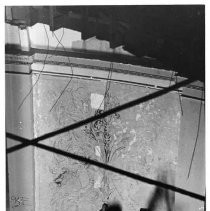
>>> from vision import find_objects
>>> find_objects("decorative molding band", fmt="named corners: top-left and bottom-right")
top-left (5, 52), bottom-right (204, 100)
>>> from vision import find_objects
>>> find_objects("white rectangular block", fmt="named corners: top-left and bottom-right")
top-left (90, 93), bottom-right (104, 110)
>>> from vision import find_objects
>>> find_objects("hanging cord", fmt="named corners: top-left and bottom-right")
top-left (168, 71), bottom-right (174, 87)
top-left (168, 71), bottom-right (183, 115)
top-left (48, 27), bottom-right (65, 59)
top-left (104, 62), bottom-right (113, 108)
top-left (18, 24), bottom-right (50, 111)
top-left (49, 29), bottom-right (74, 112)
top-left (96, 61), bottom-right (114, 112)
top-left (175, 74), bottom-right (183, 116)
top-left (187, 89), bottom-right (204, 179)
top-left (96, 11), bottom-right (114, 112)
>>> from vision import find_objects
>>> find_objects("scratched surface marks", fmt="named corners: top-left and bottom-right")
top-left (33, 74), bottom-right (181, 211)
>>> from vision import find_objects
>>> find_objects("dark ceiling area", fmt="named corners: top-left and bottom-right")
top-left (6, 5), bottom-right (205, 82)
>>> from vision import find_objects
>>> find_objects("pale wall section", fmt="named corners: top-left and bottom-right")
top-left (33, 73), bottom-right (181, 211)
top-left (175, 97), bottom-right (205, 211)
top-left (28, 24), bottom-right (81, 50)
top-left (6, 72), bottom-right (35, 211)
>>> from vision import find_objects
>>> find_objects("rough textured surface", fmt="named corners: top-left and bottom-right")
top-left (33, 74), bottom-right (181, 211)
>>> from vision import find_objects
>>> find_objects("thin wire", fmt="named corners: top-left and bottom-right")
top-left (105, 62), bottom-right (113, 111)
top-left (106, 62), bottom-right (113, 93)
top-left (175, 74), bottom-right (183, 116)
top-left (18, 24), bottom-right (50, 111)
top-left (97, 60), bottom-right (114, 111)
top-left (169, 71), bottom-right (174, 87)
top-left (48, 28), bottom-right (65, 59)
top-left (49, 29), bottom-right (74, 112)
top-left (169, 71), bottom-right (183, 116)
top-left (187, 89), bottom-right (204, 179)
top-left (96, 7), bottom-right (115, 111)
top-left (49, 79), bottom-right (72, 112)
top-left (100, 62), bottom-right (112, 110)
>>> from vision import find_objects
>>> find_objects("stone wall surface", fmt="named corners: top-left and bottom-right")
top-left (33, 74), bottom-right (181, 211)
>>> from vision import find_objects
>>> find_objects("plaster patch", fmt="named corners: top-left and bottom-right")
top-left (122, 127), bottom-right (127, 133)
top-left (136, 113), bottom-right (141, 121)
top-left (95, 146), bottom-right (101, 157)
top-left (147, 148), bottom-right (153, 155)
top-left (34, 76), bottom-right (180, 211)
top-left (90, 93), bottom-right (104, 110)
top-left (128, 129), bottom-right (137, 151)
top-left (94, 173), bottom-right (103, 188)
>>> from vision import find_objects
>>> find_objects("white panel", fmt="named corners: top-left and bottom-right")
top-left (19, 28), bottom-right (30, 51)
top-left (5, 23), bottom-right (21, 46)
top-left (91, 93), bottom-right (104, 110)
top-left (28, 23), bottom-right (81, 49)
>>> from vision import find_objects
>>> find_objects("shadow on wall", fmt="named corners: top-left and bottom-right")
top-left (145, 171), bottom-right (174, 211)
top-left (100, 203), bottom-right (122, 211)
top-left (99, 170), bottom-right (174, 211)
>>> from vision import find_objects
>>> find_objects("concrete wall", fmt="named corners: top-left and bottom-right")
top-left (5, 63), bottom-right (205, 211)
top-left (5, 22), bottom-right (205, 211)
top-left (6, 69), bottom-right (35, 211)
top-left (175, 96), bottom-right (205, 211)
top-left (33, 73), bottom-right (181, 211)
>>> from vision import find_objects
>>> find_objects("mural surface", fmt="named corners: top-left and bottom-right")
top-left (33, 74), bottom-right (181, 211)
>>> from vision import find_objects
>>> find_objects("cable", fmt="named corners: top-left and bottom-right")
top-left (168, 71), bottom-right (183, 115)
top-left (187, 89), bottom-right (204, 179)
top-left (96, 6), bottom-right (115, 110)
top-left (100, 62), bottom-right (112, 110)
top-left (18, 24), bottom-right (50, 110)
top-left (106, 62), bottom-right (113, 94)
top-left (48, 27), bottom-right (65, 59)
top-left (175, 74), bottom-right (183, 116)
top-left (49, 79), bottom-right (72, 112)
top-left (49, 29), bottom-right (74, 112)
top-left (97, 61), bottom-right (114, 111)
top-left (169, 71), bottom-right (174, 87)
